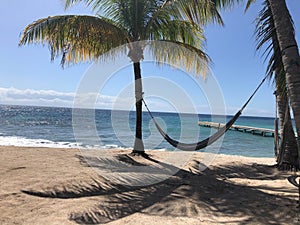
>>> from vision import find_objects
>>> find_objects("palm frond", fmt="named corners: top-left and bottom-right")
top-left (254, 1), bottom-right (278, 79)
top-left (64, 0), bottom-right (104, 12)
top-left (215, 0), bottom-right (244, 8)
top-left (245, 0), bottom-right (256, 12)
top-left (148, 20), bottom-right (205, 46)
top-left (145, 18), bottom-right (209, 76)
top-left (148, 40), bottom-right (211, 77)
top-left (98, 0), bottom-right (163, 39)
top-left (152, 0), bottom-right (223, 26)
top-left (19, 15), bottom-right (129, 66)
top-left (254, 0), bottom-right (290, 95)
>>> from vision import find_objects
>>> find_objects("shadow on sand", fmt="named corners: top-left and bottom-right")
top-left (22, 153), bottom-right (299, 224)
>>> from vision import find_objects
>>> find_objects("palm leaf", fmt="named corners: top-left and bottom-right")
top-left (254, 1), bottom-right (278, 81)
top-left (213, 0), bottom-right (245, 9)
top-left (245, 0), bottom-right (256, 12)
top-left (254, 1), bottom-right (276, 75)
top-left (148, 40), bottom-right (211, 77)
top-left (19, 15), bottom-right (129, 66)
top-left (144, 18), bottom-right (209, 75)
top-left (254, 0), bottom-right (295, 95)
top-left (156, 0), bottom-right (224, 26)
top-left (149, 19), bottom-right (203, 42)
top-left (64, 0), bottom-right (104, 12)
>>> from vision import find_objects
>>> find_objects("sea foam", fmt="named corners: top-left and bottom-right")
top-left (0, 136), bottom-right (81, 149)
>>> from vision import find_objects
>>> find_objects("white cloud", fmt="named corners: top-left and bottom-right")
top-left (0, 87), bottom-right (73, 107)
top-left (0, 87), bottom-right (117, 109)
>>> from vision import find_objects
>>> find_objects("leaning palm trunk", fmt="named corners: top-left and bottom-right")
top-left (251, 0), bottom-right (299, 169)
top-left (268, 0), bottom-right (300, 210)
top-left (276, 89), bottom-right (299, 170)
top-left (267, 0), bottom-right (300, 162)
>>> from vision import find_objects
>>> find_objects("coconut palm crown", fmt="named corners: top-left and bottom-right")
top-left (19, 0), bottom-right (226, 69)
top-left (19, 0), bottom-right (227, 154)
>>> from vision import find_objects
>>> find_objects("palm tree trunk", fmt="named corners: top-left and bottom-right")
top-left (267, 0), bottom-right (300, 209)
top-left (132, 62), bottom-right (145, 154)
top-left (268, 0), bottom-right (300, 161)
top-left (276, 90), bottom-right (299, 169)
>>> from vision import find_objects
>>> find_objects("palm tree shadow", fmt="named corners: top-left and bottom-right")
top-left (21, 154), bottom-right (298, 224)
top-left (21, 154), bottom-right (165, 199)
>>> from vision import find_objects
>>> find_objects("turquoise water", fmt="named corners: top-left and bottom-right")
top-left (0, 105), bottom-right (276, 157)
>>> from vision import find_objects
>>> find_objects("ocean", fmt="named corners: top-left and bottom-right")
top-left (0, 105), bottom-right (276, 158)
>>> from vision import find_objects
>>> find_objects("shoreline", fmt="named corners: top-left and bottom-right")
top-left (0, 146), bottom-right (298, 224)
top-left (0, 143), bottom-right (276, 158)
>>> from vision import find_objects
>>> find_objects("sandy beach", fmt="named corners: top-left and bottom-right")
top-left (0, 146), bottom-right (299, 225)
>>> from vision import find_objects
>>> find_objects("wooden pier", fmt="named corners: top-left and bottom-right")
top-left (198, 121), bottom-right (275, 137)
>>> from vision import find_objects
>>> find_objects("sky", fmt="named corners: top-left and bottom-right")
top-left (0, 0), bottom-right (299, 117)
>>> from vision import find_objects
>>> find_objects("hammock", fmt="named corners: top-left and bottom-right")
top-left (143, 75), bottom-right (268, 151)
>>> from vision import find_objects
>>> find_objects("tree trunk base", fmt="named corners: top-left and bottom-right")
top-left (276, 162), bottom-right (299, 172)
top-left (130, 150), bottom-right (148, 157)
top-left (129, 150), bottom-right (159, 163)
top-left (133, 137), bottom-right (144, 151)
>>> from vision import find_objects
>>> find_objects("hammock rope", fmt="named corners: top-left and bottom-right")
top-left (142, 75), bottom-right (269, 151)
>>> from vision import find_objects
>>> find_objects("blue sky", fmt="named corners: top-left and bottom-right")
top-left (0, 0), bottom-right (299, 117)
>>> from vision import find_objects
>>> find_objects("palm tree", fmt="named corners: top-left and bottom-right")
top-left (249, 0), bottom-right (300, 209)
top-left (253, 0), bottom-right (298, 169)
top-left (19, 0), bottom-right (224, 155)
top-left (265, 0), bottom-right (300, 167)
